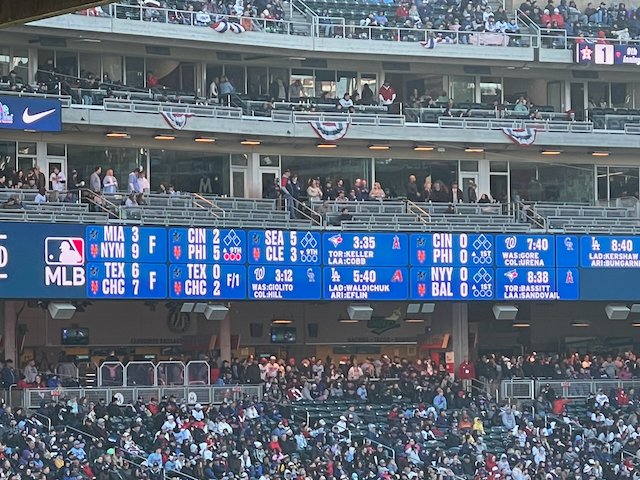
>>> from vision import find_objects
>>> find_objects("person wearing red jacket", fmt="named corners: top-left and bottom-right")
top-left (459, 359), bottom-right (476, 392)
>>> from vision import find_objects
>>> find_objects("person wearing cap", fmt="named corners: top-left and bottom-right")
top-left (68, 440), bottom-right (86, 461)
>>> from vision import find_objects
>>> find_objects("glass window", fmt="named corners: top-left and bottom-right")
top-left (206, 64), bottom-right (223, 94)
top-left (180, 63), bottom-right (195, 93)
top-left (231, 154), bottom-right (249, 167)
top-left (588, 81), bottom-right (610, 108)
top-left (12, 49), bottom-right (28, 82)
top-left (0, 48), bottom-right (10, 77)
top-left (597, 166), bottom-right (608, 201)
top-left (247, 67), bottom-right (268, 98)
top-left (125, 57), bottom-right (145, 89)
top-left (224, 65), bottom-right (245, 94)
top-left (102, 55), bottom-right (123, 84)
top-left (511, 163), bottom-right (594, 203)
top-left (480, 76), bottom-right (502, 105)
top-left (490, 175), bottom-right (508, 203)
top-left (537, 164), bottom-right (594, 203)
top-left (18, 142), bottom-right (37, 156)
top-left (609, 167), bottom-right (639, 199)
top-left (79, 53), bottom-right (101, 81)
top-left (56, 51), bottom-right (78, 78)
top-left (336, 71), bottom-right (356, 98)
top-left (67, 145), bottom-right (147, 191)
top-left (360, 74), bottom-right (377, 100)
top-left (0, 141), bottom-right (17, 176)
top-left (47, 143), bottom-right (66, 157)
top-left (146, 59), bottom-right (180, 90)
top-left (460, 160), bottom-right (478, 172)
top-left (150, 150), bottom-right (229, 195)
top-left (260, 155), bottom-right (280, 167)
top-left (450, 75), bottom-right (475, 103)
top-left (374, 158), bottom-right (457, 199)
top-left (290, 69), bottom-right (314, 98)
top-left (490, 161), bottom-right (508, 172)
top-left (314, 70), bottom-right (337, 99)
top-left (281, 156), bottom-right (370, 198)
top-left (611, 83), bottom-right (629, 108)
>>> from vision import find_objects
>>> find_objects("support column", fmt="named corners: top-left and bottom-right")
top-left (3, 301), bottom-right (17, 364)
top-left (219, 311), bottom-right (232, 364)
top-left (451, 302), bottom-right (469, 370)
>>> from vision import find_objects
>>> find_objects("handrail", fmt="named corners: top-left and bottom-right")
top-left (516, 201), bottom-right (546, 229)
top-left (292, 197), bottom-right (322, 226)
top-left (367, 437), bottom-right (396, 461)
top-left (406, 200), bottom-right (432, 222)
top-left (192, 193), bottom-right (225, 218)
top-left (78, 188), bottom-right (122, 217)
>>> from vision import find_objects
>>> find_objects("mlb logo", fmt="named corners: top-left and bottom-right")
top-left (45, 237), bottom-right (85, 266)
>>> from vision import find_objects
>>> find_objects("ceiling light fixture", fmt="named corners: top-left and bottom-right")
top-left (465, 146), bottom-right (484, 153)
top-left (413, 145), bottom-right (434, 151)
top-left (570, 320), bottom-right (591, 327)
top-left (194, 136), bottom-right (216, 143)
top-left (154, 134), bottom-right (176, 140)
top-left (369, 144), bottom-right (390, 150)
top-left (271, 318), bottom-right (293, 324)
top-left (240, 139), bottom-right (261, 145)
top-left (404, 318), bottom-right (425, 323)
top-left (591, 151), bottom-right (610, 157)
top-left (106, 131), bottom-right (130, 138)
top-left (541, 149), bottom-right (561, 155)
top-left (317, 143), bottom-right (337, 148)
top-left (512, 322), bottom-right (531, 328)
top-left (338, 318), bottom-right (360, 323)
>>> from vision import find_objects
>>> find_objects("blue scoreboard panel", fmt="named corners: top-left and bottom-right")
top-left (248, 265), bottom-right (322, 300)
top-left (3, 222), bottom-right (640, 301)
top-left (410, 267), bottom-right (494, 300)
top-left (168, 228), bottom-right (246, 263)
top-left (87, 262), bottom-right (167, 298)
top-left (169, 264), bottom-right (246, 299)
top-left (323, 233), bottom-right (408, 266)
top-left (580, 236), bottom-right (640, 268)
top-left (410, 233), bottom-right (493, 266)
top-left (324, 267), bottom-right (409, 300)
top-left (86, 226), bottom-right (167, 262)
top-left (248, 230), bottom-right (321, 265)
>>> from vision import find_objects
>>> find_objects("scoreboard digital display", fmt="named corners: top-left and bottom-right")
top-left (169, 263), bottom-right (246, 299)
top-left (324, 267), bottom-right (408, 300)
top-left (1, 222), bottom-right (638, 301)
top-left (248, 230), bottom-right (321, 265)
top-left (248, 265), bottom-right (321, 300)
top-left (410, 233), bottom-right (493, 266)
top-left (87, 262), bottom-right (167, 298)
top-left (323, 233), bottom-right (408, 266)
top-left (168, 228), bottom-right (246, 263)
top-left (576, 42), bottom-right (640, 66)
top-left (86, 226), bottom-right (166, 262)
top-left (410, 266), bottom-right (493, 300)
top-left (580, 236), bottom-right (640, 268)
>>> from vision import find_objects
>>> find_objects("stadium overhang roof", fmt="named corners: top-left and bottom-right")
top-left (0, 0), bottom-right (109, 28)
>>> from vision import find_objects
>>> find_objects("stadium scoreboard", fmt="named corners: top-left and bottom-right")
top-left (0, 223), bottom-right (639, 301)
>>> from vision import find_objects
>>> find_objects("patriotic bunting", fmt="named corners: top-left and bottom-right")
top-left (210, 21), bottom-right (246, 33)
top-left (309, 121), bottom-right (350, 142)
top-left (160, 111), bottom-right (193, 130)
top-left (502, 127), bottom-right (536, 146)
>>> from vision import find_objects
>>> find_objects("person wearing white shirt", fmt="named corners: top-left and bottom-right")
top-left (338, 93), bottom-right (354, 110)
top-left (102, 168), bottom-right (118, 194)
top-left (138, 172), bottom-right (150, 194)
top-left (35, 188), bottom-right (47, 203)
top-left (50, 167), bottom-right (66, 192)
top-left (595, 390), bottom-right (609, 407)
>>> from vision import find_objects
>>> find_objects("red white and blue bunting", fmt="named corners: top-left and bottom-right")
top-left (309, 121), bottom-right (350, 142)
top-left (502, 127), bottom-right (536, 146)
top-left (160, 111), bottom-right (193, 130)
top-left (210, 21), bottom-right (246, 33)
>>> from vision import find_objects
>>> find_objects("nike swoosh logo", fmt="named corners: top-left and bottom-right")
top-left (22, 108), bottom-right (56, 124)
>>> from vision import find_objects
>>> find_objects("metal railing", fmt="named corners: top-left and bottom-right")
top-left (22, 384), bottom-right (263, 409)
top-left (501, 378), bottom-right (640, 400)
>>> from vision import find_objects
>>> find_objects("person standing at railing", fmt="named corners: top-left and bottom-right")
top-left (102, 168), bottom-right (118, 194)
top-left (50, 167), bottom-right (66, 194)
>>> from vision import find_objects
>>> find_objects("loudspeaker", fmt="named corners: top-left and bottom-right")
top-left (203, 304), bottom-right (229, 321)
top-left (307, 323), bottom-right (319, 338)
top-left (605, 305), bottom-right (630, 320)
top-left (347, 305), bottom-right (373, 321)
top-left (48, 303), bottom-right (76, 320)
top-left (249, 323), bottom-right (263, 338)
top-left (492, 305), bottom-right (518, 321)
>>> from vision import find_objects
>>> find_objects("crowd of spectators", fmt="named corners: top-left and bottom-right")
top-left (520, 0), bottom-right (640, 42)
top-left (4, 351), bottom-right (640, 480)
